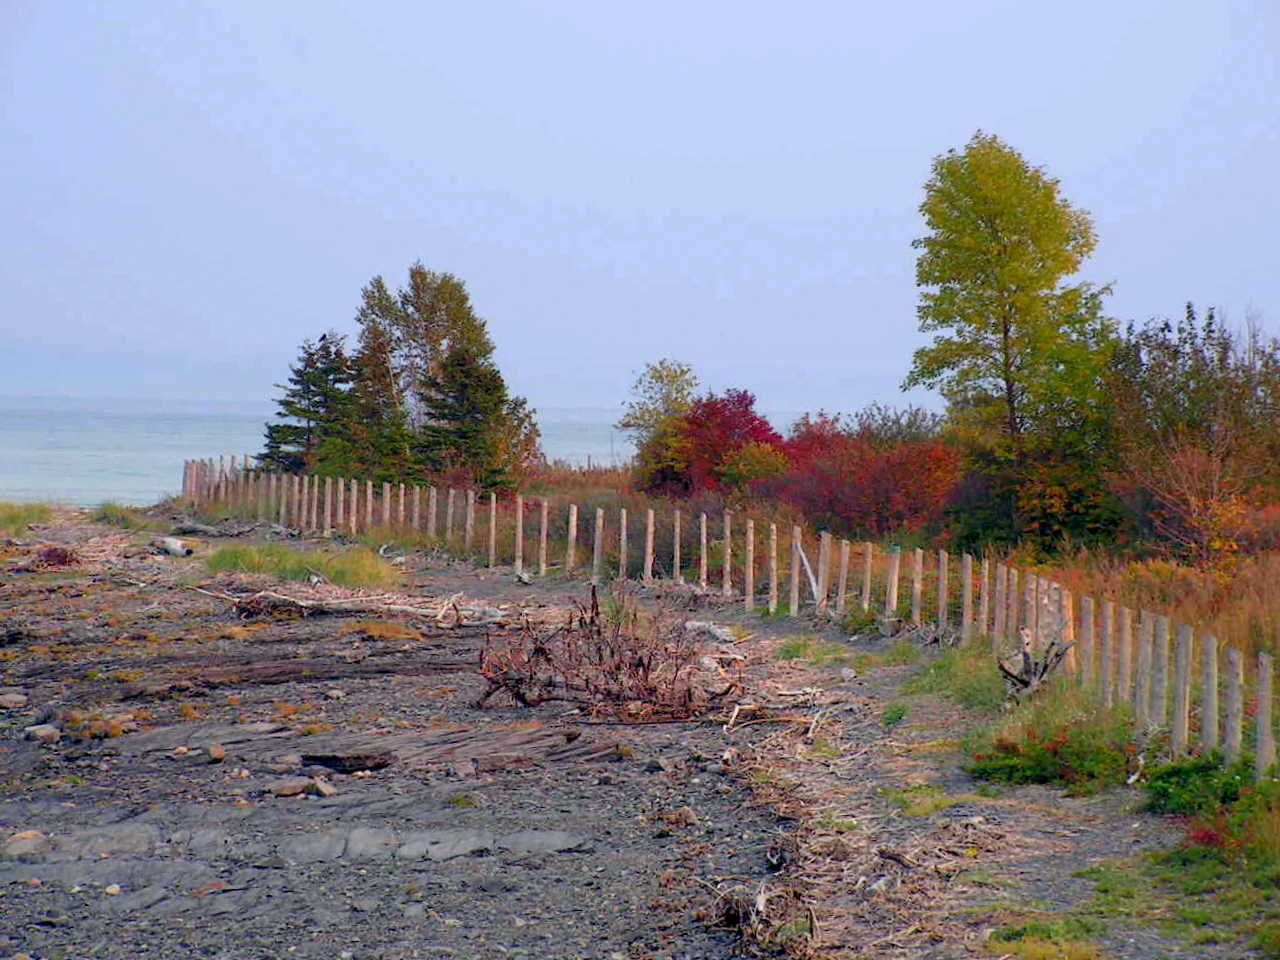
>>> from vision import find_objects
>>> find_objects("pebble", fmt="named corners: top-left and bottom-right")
top-left (308, 777), bottom-right (339, 798)
top-left (325, 689), bottom-right (345, 700)
top-left (270, 777), bottom-right (312, 798)
top-left (23, 724), bottom-right (61, 744)
top-left (207, 743), bottom-right (227, 763)
top-left (104, 884), bottom-right (122, 896)
top-left (0, 692), bottom-right (29, 709)
top-left (2, 830), bottom-right (52, 857)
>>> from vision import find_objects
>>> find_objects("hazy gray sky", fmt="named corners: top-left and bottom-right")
top-left (3, 1), bottom-right (1277, 418)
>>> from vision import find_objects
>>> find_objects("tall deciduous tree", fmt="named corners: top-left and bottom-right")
top-left (903, 132), bottom-right (1114, 462)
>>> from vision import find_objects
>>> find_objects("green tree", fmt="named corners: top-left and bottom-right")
top-left (903, 132), bottom-right (1115, 462)
top-left (260, 333), bottom-right (353, 474)
top-left (349, 294), bottom-right (415, 481)
top-left (617, 359), bottom-right (699, 490)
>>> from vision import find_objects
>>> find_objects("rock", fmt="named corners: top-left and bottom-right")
top-left (351, 898), bottom-right (378, 913)
top-left (645, 757), bottom-right (677, 774)
top-left (24, 723), bottom-right (61, 744)
top-left (497, 830), bottom-right (591, 855)
top-left (0, 692), bottom-right (29, 709)
top-left (685, 621), bottom-right (736, 643)
top-left (343, 827), bottom-right (398, 861)
top-left (104, 884), bottom-right (122, 896)
top-left (840, 667), bottom-right (858, 681)
top-left (307, 777), bottom-right (338, 798)
top-left (207, 743), bottom-right (227, 763)
top-left (2, 830), bottom-right (52, 858)
top-left (324, 689), bottom-right (345, 700)
top-left (269, 777), bottom-right (312, 798)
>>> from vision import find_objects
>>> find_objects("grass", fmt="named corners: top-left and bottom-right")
top-left (0, 501), bottom-right (52, 535)
top-left (881, 701), bottom-right (909, 728)
top-left (985, 917), bottom-right (1104, 959)
top-left (92, 501), bottom-right (161, 531)
top-left (775, 635), bottom-right (854, 667)
top-left (881, 782), bottom-right (975, 817)
top-left (903, 640), bottom-right (1005, 713)
top-left (205, 544), bottom-right (402, 589)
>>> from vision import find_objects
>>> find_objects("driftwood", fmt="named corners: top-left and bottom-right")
top-left (192, 586), bottom-right (506, 625)
top-left (999, 627), bottom-right (1075, 702)
top-left (156, 537), bottom-right (194, 557)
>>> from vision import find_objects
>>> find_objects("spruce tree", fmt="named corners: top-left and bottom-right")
top-left (260, 333), bottom-right (353, 473)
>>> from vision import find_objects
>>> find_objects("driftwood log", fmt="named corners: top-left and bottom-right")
top-left (999, 626), bottom-right (1075, 702)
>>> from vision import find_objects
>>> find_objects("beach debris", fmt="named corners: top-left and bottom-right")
top-left (155, 537), bottom-right (193, 557)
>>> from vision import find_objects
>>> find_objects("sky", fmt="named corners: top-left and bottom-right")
top-left (2, 1), bottom-right (1277, 420)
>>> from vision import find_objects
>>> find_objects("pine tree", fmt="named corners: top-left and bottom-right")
top-left (260, 333), bottom-right (353, 473)
top-left (418, 344), bottom-right (512, 488)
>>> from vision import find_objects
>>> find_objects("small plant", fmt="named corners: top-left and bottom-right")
top-left (206, 543), bottom-right (401, 589)
top-left (1145, 752), bottom-right (1254, 816)
top-left (92, 502), bottom-right (155, 530)
top-left (904, 642), bottom-right (1004, 713)
top-left (774, 635), bottom-right (853, 667)
top-left (986, 916), bottom-right (1104, 959)
top-left (884, 638), bottom-right (922, 665)
top-left (0, 501), bottom-right (52, 536)
top-left (881, 702), bottom-right (909, 728)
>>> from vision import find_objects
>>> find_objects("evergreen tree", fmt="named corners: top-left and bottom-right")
top-left (349, 293), bottom-right (414, 482)
top-left (418, 344), bottom-right (516, 488)
top-left (260, 333), bottom-right (353, 473)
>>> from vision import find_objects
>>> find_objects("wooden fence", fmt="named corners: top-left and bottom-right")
top-left (183, 456), bottom-right (1277, 780)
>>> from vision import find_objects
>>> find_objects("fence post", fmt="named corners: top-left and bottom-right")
top-left (592, 507), bottom-right (604, 586)
top-left (1135, 611), bottom-right (1153, 728)
top-left (883, 545), bottom-right (901, 632)
top-left (1257, 652), bottom-right (1275, 781)
top-left (1118, 607), bottom-right (1134, 706)
top-left (910, 548), bottom-right (923, 627)
top-left (1172, 624), bottom-right (1193, 756)
top-left (937, 550), bottom-right (949, 631)
top-left (768, 523), bottom-right (779, 614)
top-left (673, 510), bottom-right (683, 585)
top-left (428, 487), bottom-right (438, 539)
top-left (744, 519), bottom-right (755, 612)
top-left (538, 499), bottom-right (549, 577)
top-left (836, 540), bottom-right (850, 618)
top-left (464, 491), bottom-right (476, 552)
top-left (487, 493), bottom-right (497, 568)
top-left (1023, 573), bottom-right (1036, 648)
top-left (722, 512), bottom-right (733, 598)
top-left (1006, 568), bottom-right (1019, 647)
top-left (1203, 633), bottom-right (1220, 751)
top-left (348, 479), bottom-right (357, 536)
top-left (993, 565), bottom-right (1007, 648)
top-left (979, 557), bottom-right (990, 635)
top-left (364, 480), bottom-right (374, 533)
top-left (816, 531), bottom-right (831, 615)
top-left (412, 485), bottom-right (421, 532)
top-left (514, 495), bottom-right (524, 577)
top-left (1061, 587), bottom-right (1076, 673)
top-left (789, 526), bottom-right (802, 615)
top-left (334, 476), bottom-right (344, 532)
top-left (1153, 615), bottom-right (1171, 727)
top-left (861, 542), bottom-right (873, 612)
top-left (380, 481), bottom-right (390, 527)
top-left (445, 489), bottom-right (456, 543)
top-left (961, 553), bottom-right (973, 643)
top-left (1225, 646), bottom-right (1244, 763)
top-left (565, 504), bottom-right (578, 575)
top-left (617, 507), bottom-right (627, 580)
top-left (1100, 602), bottom-right (1114, 707)
top-left (397, 483), bottom-right (406, 528)
top-left (644, 509), bottom-right (655, 583)
top-left (323, 476), bottom-right (332, 535)
top-left (699, 513), bottom-right (708, 589)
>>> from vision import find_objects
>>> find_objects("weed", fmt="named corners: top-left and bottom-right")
top-left (882, 783), bottom-right (970, 817)
top-left (92, 502), bottom-right (158, 531)
top-left (1144, 752), bottom-right (1254, 816)
top-left (986, 916), bottom-right (1103, 959)
top-left (903, 641), bottom-right (1005, 713)
top-left (816, 812), bottom-right (859, 833)
top-left (206, 544), bottom-right (401, 589)
top-left (775, 635), bottom-right (853, 667)
top-left (882, 702), bottom-right (909, 728)
top-left (0, 501), bottom-right (52, 535)
top-left (447, 794), bottom-right (476, 808)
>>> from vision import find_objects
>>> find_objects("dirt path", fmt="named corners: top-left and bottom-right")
top-left (0, 514), bottom-right (1252, 958)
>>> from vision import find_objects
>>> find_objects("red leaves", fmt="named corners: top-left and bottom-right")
top-left (681, 389), bottom-right (783, 493)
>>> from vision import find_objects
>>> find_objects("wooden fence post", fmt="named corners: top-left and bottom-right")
top-left (937, 550), bottom-right (949, 631)
top-left (1257, 652), bottom-right (1275, 781)
top-left (1172, 624), bottom-right (1193, 756)
top-left (884, 545), bottom-right (901, 630)
top-left (381, 481), bottom-right (391, 527)
top-left (1023, 573), bottom-right (1036, 648)
top-left (323, 476), bottom-right (332, 535)
top-left (592, 507), bottom-right (605, 586)
top-left (910, 548), bottom-right (923, 626)
top-left (363, 480), bottom-right (373, 533)
top-left (789, 526), bottom-right (802, 615)
top-left (1061, 587), bottom-right (1076, 673)
top-left (513, 495), bottom-right (524, 576)
top-left (538, 499), bottom-right (549, 577)
top-left (1153, 615), bottom-right (1171, 727)
top-left (464, 491), bottom-right (476, 552)
top-left (348, 479), bottom-right (357, 536)
top-left (1203, 633), bottom-right (1220, 751)
top-left (1225, 646), bottom-right (1244, 762)
top-left (861, 542), bottom-right (873, 612)
top-left (993, 565), bottom-right (1007, 648)
top-left (768, 524), bottom-right (779, 614)
top-left (1006, 568), bottom-right (1019, 647)
top-left (445, 489), bottom-right (456, 544)
top-left (411, 486), bottom-right (420, 531)
top-left (488, 493), bottom-right (497, 568)
top-left (565, 504), bottom-right (578, 575)
top-left (744, 519), bottom-right (755, 612)
top-left (961, 553), bottom-right (973, 643)
top-left (334, 476), bottom-right (344, 532)
top-left (644, 509), bottom-right (655, 583)
top-left (1118, 607), bottom-right (1134, 706)
top-left (699, 514), bottom-right (708, 589)
top-left (836, 540), bottom-right (850, 618)
top-left (978, 557), bottom-right (990, 635)
top-left (816, 531), bottom-right (831, 614)
top-left (722, 512), bottom-right (733, 598)
top-left (397, 483), bottom-right (406, 528)
top-left (1135, 611), bottom-right (1153, 728)
top-left (617, 507), bottom-right (627, 580)
top-left (427, 487), bottom-right (438, 539)
top-left (672, 510), bottom-right (683, 584)
top-left (1100, 601), bottom-right (1114, 707)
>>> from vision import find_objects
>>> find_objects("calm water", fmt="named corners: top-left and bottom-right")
top-left (0, 396), bottom-right (633, 507)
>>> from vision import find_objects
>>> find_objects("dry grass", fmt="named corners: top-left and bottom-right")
top-left (205, 543), bottom-right (402, 589)
top-left (0, 501), bottom-right (53, 536)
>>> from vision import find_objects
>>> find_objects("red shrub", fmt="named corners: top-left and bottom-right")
top-left (681, 390), bottom-right (783, 493)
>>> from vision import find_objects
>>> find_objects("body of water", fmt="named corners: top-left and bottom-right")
top-left (0, 396), bottom-right (633, 507)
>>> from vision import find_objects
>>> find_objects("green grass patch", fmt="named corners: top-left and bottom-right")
top-left (881, 783), bottom-right (972, 817)
top-left (92, 501), bottom-right (160, 531)
top-left (774, 635), bottom-right (853, 667)
top-left (0, 501), bottom-right (52, 535)
top-left (206, 543), bottom-right (401, 589)
top-left (964, 682), bottom-right (1134, 792)
top-left (986, 916), bottom-right (1104, 959)
top-left (881, 701), bottom-right (909, 728)
top-left (903, 641), bottom-right (1004, 713)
